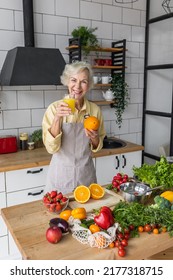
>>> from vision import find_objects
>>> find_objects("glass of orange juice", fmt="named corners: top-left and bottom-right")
top-left (63, 95), bottom-right (76, 114)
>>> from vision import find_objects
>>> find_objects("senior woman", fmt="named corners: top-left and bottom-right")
top-left (42, 61), bottom-right (106, 193)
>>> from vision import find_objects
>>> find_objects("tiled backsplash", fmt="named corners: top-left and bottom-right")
top-left (0, 0), bottom-right (146, 145)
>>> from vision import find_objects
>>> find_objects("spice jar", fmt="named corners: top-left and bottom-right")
top-left (27, 142), bottom-right (35, 150)
top-left (19, 133), bottom-right (28, 150)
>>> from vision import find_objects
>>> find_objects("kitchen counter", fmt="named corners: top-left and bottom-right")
top-left (0, 139), bottom-right (144, 172)
top-left (1, 198), bottom-right (172, 260)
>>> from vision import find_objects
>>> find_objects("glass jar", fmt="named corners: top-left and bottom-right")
top-left (19, 133), bottom-right (28, 150)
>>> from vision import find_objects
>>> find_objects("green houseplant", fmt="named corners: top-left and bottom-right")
top-left (31, 129), bottom-right (43, 148)
top-left (71, 26), bottom-right (100, 57)
top-left (111, 74), bottom-right (129, 129)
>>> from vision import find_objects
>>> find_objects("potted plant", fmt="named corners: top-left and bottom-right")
top-left (71, 26), bottom-right (100, 57)
top-left (31, 129), bottom-right (43, 148)
top-left (111, 74), bottom-right (129, 129)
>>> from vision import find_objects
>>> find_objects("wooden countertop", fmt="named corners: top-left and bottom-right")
top-left (0, 139), bottom-right (144, 172)
top-left (1, 198), bottom-right (172, 260)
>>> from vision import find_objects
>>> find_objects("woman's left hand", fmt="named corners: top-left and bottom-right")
top-left (84, 128), bottom-right (99, 148)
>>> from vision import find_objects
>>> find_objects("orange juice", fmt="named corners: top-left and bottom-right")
top-left (63, 98), bottom-right (75, 113)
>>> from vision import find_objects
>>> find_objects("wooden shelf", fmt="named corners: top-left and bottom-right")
top-left (92, 65), bottom-right (125, 69)
top-left (90, 100), bottom-right (115, 106)
top-left (94, 83), bottom-right (111, 87)
top-left (66, 45), bottom-right (127, 52)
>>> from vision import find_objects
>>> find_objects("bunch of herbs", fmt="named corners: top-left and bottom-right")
top-left (112, 201), bottom-right (173, 237)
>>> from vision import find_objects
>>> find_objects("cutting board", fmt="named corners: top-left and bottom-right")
top-left (68, 189), bottom-right (124, 212)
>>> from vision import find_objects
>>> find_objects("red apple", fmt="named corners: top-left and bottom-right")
top-left (46, 226), bottom-right (62, 244)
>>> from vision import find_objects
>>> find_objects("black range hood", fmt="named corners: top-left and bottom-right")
top-left (0, 0), bottom-right (66, 86)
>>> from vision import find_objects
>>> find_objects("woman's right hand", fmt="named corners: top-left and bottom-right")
top-left (55, 101), bottom-right (72, 119)
top-left (49, 101), bottom-right (71, 138)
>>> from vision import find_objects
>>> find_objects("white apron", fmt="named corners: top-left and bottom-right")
top-left (45, 122), bottom-right (97, 193)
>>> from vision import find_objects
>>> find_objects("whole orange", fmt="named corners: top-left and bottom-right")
top-left (84, 116), bottom-right (100, 131)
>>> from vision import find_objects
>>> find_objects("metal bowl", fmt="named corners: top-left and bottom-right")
top-left (119, 182), bottom-right (151, 204)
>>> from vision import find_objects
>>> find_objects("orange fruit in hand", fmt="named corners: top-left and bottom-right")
top-left (84, 115), bottom-right (100, 131)
top-left (74, 185), bottom-right (91, 203)
top-left (89, 183), bottom-right (105, 200)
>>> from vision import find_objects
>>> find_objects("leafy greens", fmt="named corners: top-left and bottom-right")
top-left (133, 156), bottom-right (173, 189)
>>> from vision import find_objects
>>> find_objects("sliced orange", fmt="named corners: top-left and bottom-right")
top-left (74, 185), bottom-right (91, 203)
top-left (89, 183), bottom-right (105, 200)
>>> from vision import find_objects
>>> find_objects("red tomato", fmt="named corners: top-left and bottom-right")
top-left (118, 248), bottom-right (126, 257)
top-left (118, 244), bottom-right (125, 250)
top-left (121, 239), bottom-right (128, 247)
top-left (129, 224), bottom-right (135, 231)
top-left (124, 233), bottom-right (130, 240)
top-left (144, 224), bottom-right (152, 232)
top-left (114, 240), bottom-right (120, 248)
top-left (117, 232), bottom-right (124, 240)
top-left (124, 228), bottom-right (130, 234)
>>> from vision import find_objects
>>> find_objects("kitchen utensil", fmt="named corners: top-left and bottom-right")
top-left (101, 75), bottom-right (112, 84)
top-left (0, 135), bottom-right (17, 154)
top-left (102, 89), bottom-right (114, 101)
top-left (119, 182), bottom-right (161, 204)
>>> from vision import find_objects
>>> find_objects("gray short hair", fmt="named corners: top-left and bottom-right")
top-left (60, 61), bottom-right (94, 89)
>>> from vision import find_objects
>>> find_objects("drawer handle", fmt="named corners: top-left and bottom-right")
top-left (27, 168), bottom-right (43, 174)
top-left (115, 156), bottom-right (119, 169)
top-left (122, 155), bottom-right (126, 168)
top-left (28, 190), bottom-right (44, 196)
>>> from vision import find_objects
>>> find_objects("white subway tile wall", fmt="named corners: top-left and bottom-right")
top-left (0, 0), bottom-right (146, 145)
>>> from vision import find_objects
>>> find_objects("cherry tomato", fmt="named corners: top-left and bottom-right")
top-left (109, 242), bottom-right (115, 248)
top-left (129, 224), bottom-right (135, 231)
top-left (124, 228), bottom-right (130, 234)
top-left (121, 239), bottom-right (128, 247)
top-left (138, 226), bottom-right (144, 232)
top-left (117, 232), bottom-right (124, 240)
top-left (114, 240), bottom-right (120, 247)
top-left (118, 244), bottom-right (125, 250)
top-left (161, 227), bottom-right (167, 233)
top-left (153, 228), bottom-right (159, 234)
top-left (118, 248), bottom-right (126, 257)
top-left (144, 224), bottom-right (152, 232)
top-left (124, 233), bottom-right (130, 240)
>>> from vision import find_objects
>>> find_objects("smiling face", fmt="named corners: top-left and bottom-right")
top-left (68, 69), bottom-right (90, 103)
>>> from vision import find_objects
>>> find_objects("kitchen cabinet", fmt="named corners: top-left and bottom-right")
top-left (142, 0), bottom-right (173, 163)
top-left (0, 172), bottom-right (8, 259)
top-left (66, 38), bottom-right (126, 105)
top-left (0, 165), bottom-right (48, 259)
top-left (95, 151), bottom-right (142, 185)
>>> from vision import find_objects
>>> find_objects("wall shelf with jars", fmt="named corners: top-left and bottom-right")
top-left (66, 38), bottom-right (127, 105)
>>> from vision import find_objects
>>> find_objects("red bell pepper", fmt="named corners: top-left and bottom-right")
top-left (100, 206), bottom-right (114, 225)
top-left (94, 206), bottom-right (114, 230)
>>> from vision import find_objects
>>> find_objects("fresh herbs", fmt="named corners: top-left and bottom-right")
top-left (133, 156), bottom-right (173, 189)
top-left (112, 201), bottom-right (173, 236)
